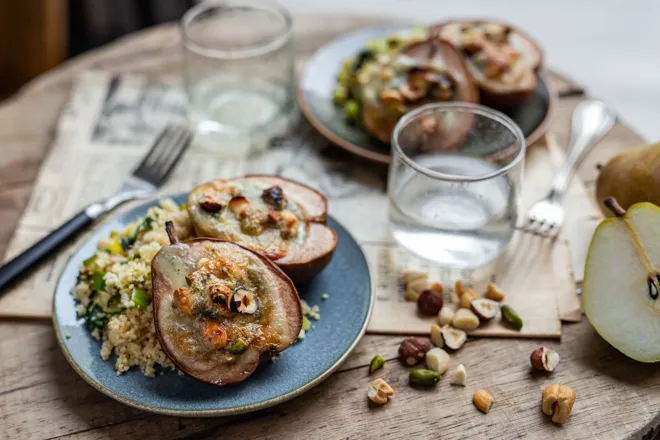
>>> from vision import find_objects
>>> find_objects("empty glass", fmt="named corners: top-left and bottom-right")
top-left (388, 103), bottom-right (525, 269)
top-left (181, 0), bottom-right (295, 149)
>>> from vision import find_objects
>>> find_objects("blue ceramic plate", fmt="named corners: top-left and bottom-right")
top-left (298, 25), bottom-right (554, 164)
top-left (53, 194), bottom-right (373, 416)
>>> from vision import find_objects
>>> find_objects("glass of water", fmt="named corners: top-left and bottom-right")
top-left (388, 103), bottom-right (525, 269)
top-left (181, 0), bottom-right (295, 149)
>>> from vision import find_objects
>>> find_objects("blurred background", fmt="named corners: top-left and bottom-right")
top-left (0, 0), bottom-right (658, 140)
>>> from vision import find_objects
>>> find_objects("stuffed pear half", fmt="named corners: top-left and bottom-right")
top-left (151, 222), bottom-right (302, 386)
top-left (187, 176), bottom-right (337, 283)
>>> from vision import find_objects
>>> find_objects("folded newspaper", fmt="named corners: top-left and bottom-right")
top-left (1, 71), bottom-right (585, 337)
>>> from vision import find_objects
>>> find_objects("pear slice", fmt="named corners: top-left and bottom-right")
top-left (152, 222), bottom-right (302, 385)
top-left (583, 197), bottom-right (660, 362)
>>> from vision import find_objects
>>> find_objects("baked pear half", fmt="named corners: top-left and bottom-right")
top-left (432, 20), bottom-right (543, 107)
top-left (187, 175), bottom-right (337, 283)
top-left (357, 38), bottom-right (478, 144)
top-left (152, 222), bottom-right (302, 386)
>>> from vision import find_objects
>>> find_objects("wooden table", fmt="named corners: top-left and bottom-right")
top-left (1, 14), bottom-right (656, 440)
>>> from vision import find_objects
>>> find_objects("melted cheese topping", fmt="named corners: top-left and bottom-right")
top-left (157, 241), bottom-right (288, 363)
top-left (188, 179), bottom-right (307, 260)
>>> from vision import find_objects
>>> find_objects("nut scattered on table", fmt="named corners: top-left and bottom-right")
top-left (452, 308), bottom-right (480, 331)
top-left (455, 280), bottom-right (465, 296)
top-left (486, 282), bottom-right (505, 302)
top-left (429, 282), bottom-right (444, 294)
top-left (430, 324), bottom-right (444, 347)
top-left (438, 306), bottom-right (455, 326)
top-left (451, 364), bottom-right (467, 386)
top-left (426, 347), bottom-right (450, 374)
top-left (441, 326), bottom-right (467, 350)
top-left (501, 305), bottom-right (523, 330)
top-left (459, 288), bottom-right (479, 309)
top-left (470, 298), bottom-right (499, 321)
top-left (404, 272), bottom-right (429, 302)
top-left (369, 354), bottom-right (385, 373)
top-left (473, 389), bottom-right (494, 413)
top-left (367, 378), bottom-right (394, 405)
top-left (418, 289), bottom-right (443, 316)
top-left (542, 384), bottom-right (575, 423)
top-left (409, 368), bottom-right (442, 386)
top-left (399, 337), bottom-right (431, 366)
top-left (530, 347), bottom-right (560, 372)
top-left (402, 270), bottom-right (427, 285)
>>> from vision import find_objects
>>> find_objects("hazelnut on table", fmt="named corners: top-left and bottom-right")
top-left (399, 337), bottom-right (431, 366)
top-left (530, 347), bottom-right (560, 372)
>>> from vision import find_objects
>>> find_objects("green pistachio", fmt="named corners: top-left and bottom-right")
top-left (228, 339), bottom-right (248, 354)
top-left (409, 368), bottom-right (441, 386)
top-left (369, 355), bottom-right (385, 373)
top-left (501, 305), bottom-right (523, 330)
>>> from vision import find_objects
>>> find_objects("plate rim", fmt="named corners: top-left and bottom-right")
top-left (52, 193), bottom-right (374, 417)
top-left (297, 24), bottom-right (556, 164)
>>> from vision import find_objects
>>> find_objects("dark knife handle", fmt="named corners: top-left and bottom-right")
top-left (0, 209), bottom-right (94, 293)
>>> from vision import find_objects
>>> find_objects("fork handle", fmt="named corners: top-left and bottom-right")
top-left (548, 99), bottom-right (616, 200)
top-left (0, 209), bottom-right (95, 293)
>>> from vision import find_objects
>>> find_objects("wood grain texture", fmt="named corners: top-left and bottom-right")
top-left (0, 14), bottom-right (654, 440)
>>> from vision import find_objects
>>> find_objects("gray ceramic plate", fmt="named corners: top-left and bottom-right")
top-left (298, 25), bottom-right (554, 164)
top-left (53, 194), bottom-right (373, 416)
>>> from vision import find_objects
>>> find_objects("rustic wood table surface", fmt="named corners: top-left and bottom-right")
top-left (0, 14), bottom-right (656, 440)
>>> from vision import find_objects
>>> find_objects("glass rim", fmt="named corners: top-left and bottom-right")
top-left (391, 102), bottom-right (526, 183)
top-left (180, 0), bottom-right (293, 60)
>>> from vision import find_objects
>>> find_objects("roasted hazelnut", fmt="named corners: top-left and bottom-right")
top-left (228, 196), bottom-right (250, 218)
top-left (470, 298), bottom-right (499, 321)
top-left (199, 193), bottom-right (225, 212)
top-left (530, 347), bottom-right (560, 372)
top-left (417, 289), bottom-right (443, 316)
top-left (232, 288), bottom-right (258, 314)
top-left (201, 321), bottom-right (228, 350)
top-left (398, 337), bottom-right (431, 366)
top-left (207, 284), bottom-right (232, 316)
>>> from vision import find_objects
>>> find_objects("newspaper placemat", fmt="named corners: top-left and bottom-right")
top-left (0, 71), bottom-right (585, 338)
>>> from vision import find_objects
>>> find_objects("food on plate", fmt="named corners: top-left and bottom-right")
top-left (72, 199), bottom-right (193, 376)
top-left (596, 142), bottom-right (660, 215)
top-left (583, 197), bottom-right (660, 362)
top-left (187, 176), bottom-right (337, 283)
top-left (334, 29), bottom-right (478, 143)
top-left (433, 20), bottom-right (542, 107)
top-left (151, 222), bottom-right (302, 386)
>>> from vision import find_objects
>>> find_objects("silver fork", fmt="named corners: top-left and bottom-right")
top-left (522, 99), bottom-right (615, 237)
top-left (0, 124), bottom-right (193, 292)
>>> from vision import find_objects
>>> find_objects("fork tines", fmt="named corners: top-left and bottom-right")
top-left (132, 124), bottom-right (193, 186)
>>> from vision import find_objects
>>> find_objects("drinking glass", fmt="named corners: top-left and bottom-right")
top-left (388, 103), bottom-right (525, 269)
top-left (181, 0), bottom-right (295, 149)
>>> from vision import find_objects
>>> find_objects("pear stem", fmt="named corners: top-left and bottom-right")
top-left (603, 197), bottom-right (627, 218)
top-left (165, 221), bottom-right (179, 244)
